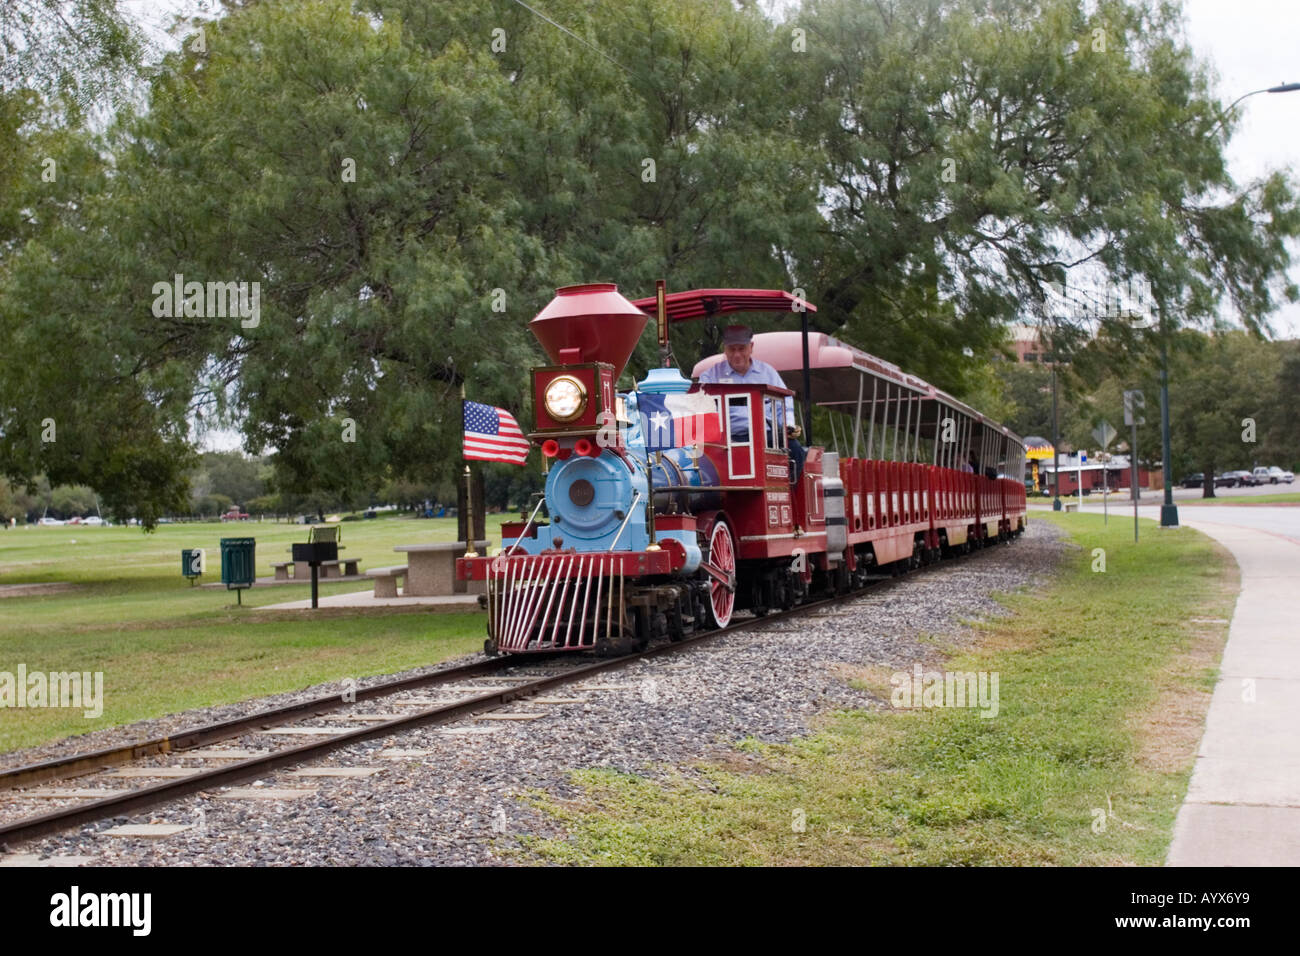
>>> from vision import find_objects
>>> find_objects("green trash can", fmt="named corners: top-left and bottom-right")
top-left (181, 548), bottom-right (206, 584)
top-left (220, 537), bottom-right (256, 603)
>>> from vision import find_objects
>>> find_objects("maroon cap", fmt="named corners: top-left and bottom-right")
top-left (721, 324), bottom-right (753, 345)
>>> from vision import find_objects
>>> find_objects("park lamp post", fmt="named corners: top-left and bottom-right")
top-left (1159, 81), bottom-right (1300, 528)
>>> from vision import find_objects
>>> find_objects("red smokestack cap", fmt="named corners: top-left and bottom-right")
top-left (529, 283), bottom-right (648, 380)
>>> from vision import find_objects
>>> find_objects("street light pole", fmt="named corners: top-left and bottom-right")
top-left (1159, 330), bottom-right (1178, 527)
top-left (1158, 81), bottom-right (1298, 529)
top-left (1051, 339), bottom-right (1061, 512)
top-left (1205, 82), bottom-right (1300, 136)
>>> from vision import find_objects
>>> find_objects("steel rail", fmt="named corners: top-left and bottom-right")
top-left (0, 654), bottom-right (528, 791)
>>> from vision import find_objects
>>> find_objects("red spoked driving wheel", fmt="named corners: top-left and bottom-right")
top-left (702, 517), bottom-right (736, 629)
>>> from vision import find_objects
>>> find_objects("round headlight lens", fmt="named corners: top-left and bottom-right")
top-left (545, 376), bottom-right (587, 421)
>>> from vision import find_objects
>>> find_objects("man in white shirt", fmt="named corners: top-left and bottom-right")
top-left (698, 324), bottom-right (806, 478)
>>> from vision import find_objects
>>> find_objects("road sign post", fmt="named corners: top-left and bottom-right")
top-left (1092, 422), bottom-right (1117, 525)
top-left (1102, 455), bottom-right (1108, 523)
top-left (1078, 451), bottom-right (1086, 510)
top-left (1130, 424), bottom-right (1139, 542)
top-left (1124, 392), bottom-right (1145, 543)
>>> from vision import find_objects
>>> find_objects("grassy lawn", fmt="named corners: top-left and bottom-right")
top-left (1180, 492), bottom-right (1300, 505)
top-left (527, 513), bottom-right (1237, 865)
top-left (0, 515), bottom-right (503, 752)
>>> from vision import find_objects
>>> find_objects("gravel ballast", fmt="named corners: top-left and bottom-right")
top-left (3, 521), bottom-right (1065, 866)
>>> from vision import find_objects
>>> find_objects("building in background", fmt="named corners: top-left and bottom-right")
top-left (1038, 454), bottom-right (1158, 496)
top-left (1010, 324), bottom-right (1047, 363)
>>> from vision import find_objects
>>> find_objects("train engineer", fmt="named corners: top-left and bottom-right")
top-left (698, 324), bottom-right (807, 478)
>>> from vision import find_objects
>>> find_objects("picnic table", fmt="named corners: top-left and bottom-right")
top-left (393, 540), bottom-right (489, 595)
top-left (270, 525), bottom-right (361, 581)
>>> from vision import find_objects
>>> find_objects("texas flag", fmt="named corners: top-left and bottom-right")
top-left (638, 392), bottom-right (722, 451)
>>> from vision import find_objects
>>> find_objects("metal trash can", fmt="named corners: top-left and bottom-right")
top-left (220, 537), bottom-right (256, 603)
top-left (181, 548), bottom-right (206, 584)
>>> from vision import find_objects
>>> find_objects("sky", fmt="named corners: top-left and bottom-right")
top-left (1180, 0), bottom-right (1300, 337)
top-left (121, 0), bottom-right (1300, 449)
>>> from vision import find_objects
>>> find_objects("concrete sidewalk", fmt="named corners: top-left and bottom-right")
top-left (1167, 519), bottom-right (1300, 866)
top-left (258, 590), bottom-right (481, 611)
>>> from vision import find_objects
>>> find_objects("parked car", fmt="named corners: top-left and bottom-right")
top-left (37, 517), bottom-right (64, 525)
top-left (1219, 470), bottom-right (1257, 487)
top-left (220, 510), bottom-right (251, 521)
top-left (1253, 466), bottom-right (1293, 485)
top-left (1181, 473), bottom-right (1205, 489)
top-left (83, 515), bottom-right (104, 526)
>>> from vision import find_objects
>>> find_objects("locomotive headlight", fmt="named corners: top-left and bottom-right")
top-left (544, 375), bottom-right (587, 422)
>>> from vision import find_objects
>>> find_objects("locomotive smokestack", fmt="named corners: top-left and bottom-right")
top-left (529, 283), bottom-right (648, 380)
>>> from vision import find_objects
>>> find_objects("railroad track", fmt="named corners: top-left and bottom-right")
top-left (0, 538), bottom-right (1016, 851)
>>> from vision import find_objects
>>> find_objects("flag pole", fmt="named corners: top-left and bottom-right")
top-left (656, 278), bottom-right (671, 368)
top-left (463, 464), bottom-right (477, 557)
top-left (645, 283), bottom-right (669, 550)
top-left (461, 385), bottom-right (478, 558)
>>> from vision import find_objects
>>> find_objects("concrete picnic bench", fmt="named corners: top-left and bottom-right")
top-left (387, 540), bottom-right (489, 597)
top-left (366, 565), bottom-right (407, 598)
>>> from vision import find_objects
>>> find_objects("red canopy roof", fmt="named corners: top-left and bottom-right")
top-left (630, 288), bottom-right (817, 323)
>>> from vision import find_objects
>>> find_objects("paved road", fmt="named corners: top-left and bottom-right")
top-left (1161, 506), bottom-right (1300, 544)
top-left (1030, 488), bottom-right (1300, 542)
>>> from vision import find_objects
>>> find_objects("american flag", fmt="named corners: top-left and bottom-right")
top-left (463, 400), bottom-right (530, 465)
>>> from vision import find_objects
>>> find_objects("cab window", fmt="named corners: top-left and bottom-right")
top-left (765, 396), bottom-right (786, 451)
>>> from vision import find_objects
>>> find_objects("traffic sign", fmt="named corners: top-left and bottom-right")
top-left (1123, 390), bottom-right (1146, 426)
top-left (1092, 421), bottom-right (1116, 449)
top-left (1080, 452), bottom-right (1087, 464)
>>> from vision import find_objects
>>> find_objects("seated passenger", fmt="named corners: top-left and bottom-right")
top-left (698, 324), bottom-right (806, 479)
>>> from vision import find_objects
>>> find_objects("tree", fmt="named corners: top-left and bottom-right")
top-left (788, 0), bottom-right (1299, 400)
top-left (1162, 331), bottom-right (1279, 496)
top-left (0, 477), bottom-right (38, 523)
top-left (49, 483), bottom-right (97, 517)
top-left (4, 0), bottom-right (1297, 522)
top-left (0, 0), bottom-right (146, 122)
top-left (1265, 341), bottom-right (1300, 469)
top-left (1001, 328), bottom-right (1285, 497)
top-left (197, 451), bottom-right (266, 506)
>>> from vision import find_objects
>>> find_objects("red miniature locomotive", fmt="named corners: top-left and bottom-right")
top-left (458, 283), bottom-right (1026, 655)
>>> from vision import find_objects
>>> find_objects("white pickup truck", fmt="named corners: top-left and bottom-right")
top-left (1253, 466), bottom-right (1295, 485)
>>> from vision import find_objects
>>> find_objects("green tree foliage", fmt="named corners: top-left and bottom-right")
top-left (0, 477), bottom-right (38, 522)
top-left (791, 0), bottom-right (1299, 392)
top-left (996, 329), bottom-right (1295, 497)
top-left (1, 0), bottom-right (1297, 521)
top-left (1162, 331), bottom-right (1281, 495)
top-left (1266, 342), bottom-right (1300, 468)
top-left (482, 462), bottom-right (545, 513)
top-left (192, 451), bottom-right (266, 508)
top-left (0, 0), bottom-right (145, 121)
top-left (49, 483), bottom-right (98, 517)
